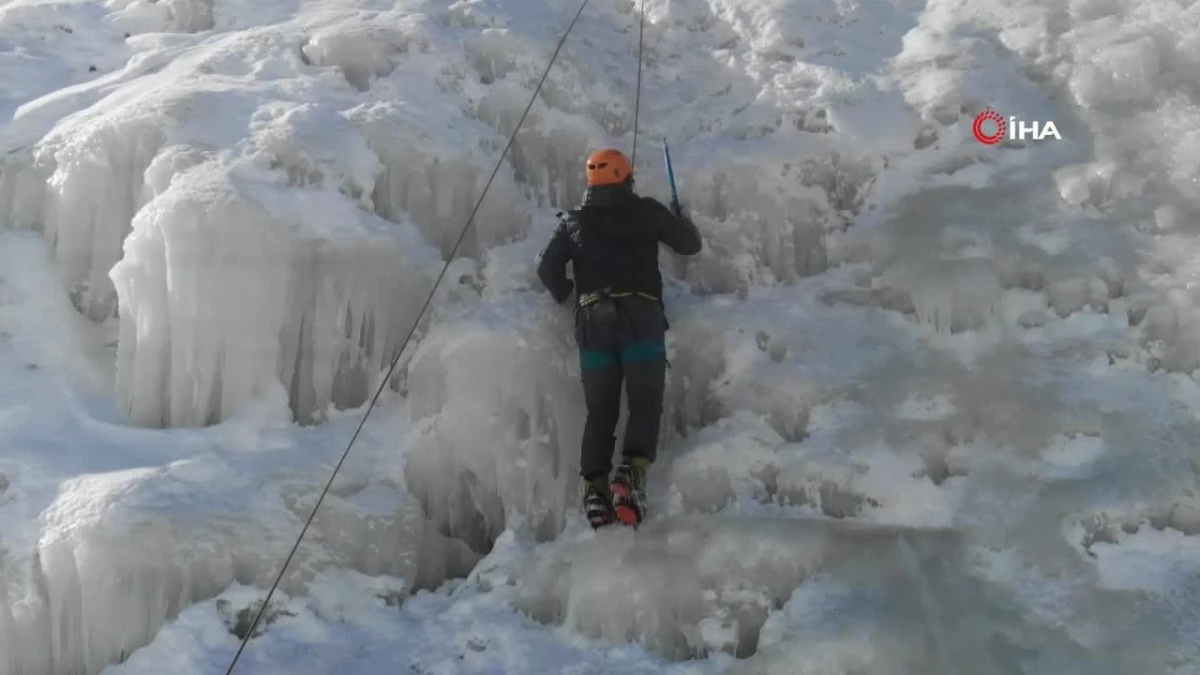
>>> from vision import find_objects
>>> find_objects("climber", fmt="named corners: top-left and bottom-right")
top-left (535, 148), bottom-right (702, 529)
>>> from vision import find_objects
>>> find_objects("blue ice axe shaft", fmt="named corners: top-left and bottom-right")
top-left (663, 139), bottom-right (680, 217)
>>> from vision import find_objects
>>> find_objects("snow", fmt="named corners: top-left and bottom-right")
top-left (1, 0), bottom-right (1200, 673)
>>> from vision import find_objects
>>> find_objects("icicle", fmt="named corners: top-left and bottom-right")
top-left (38, 124), bottom-right (166, 322)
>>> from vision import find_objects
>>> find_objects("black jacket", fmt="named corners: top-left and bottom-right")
top-left (536, 184), bottom-right (702, 305)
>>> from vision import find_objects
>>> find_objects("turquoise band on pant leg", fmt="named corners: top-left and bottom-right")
top-left (621, 340), bottom-right (666, 363)
top-left (580, 349), bottom-right (618, 370)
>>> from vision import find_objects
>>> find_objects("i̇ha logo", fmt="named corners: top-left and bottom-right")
top-left (972, 109), bottom-right (1061, 145)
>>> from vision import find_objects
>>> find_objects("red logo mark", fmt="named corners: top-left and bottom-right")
top-left (973, 109), bottom-right (1006, 145)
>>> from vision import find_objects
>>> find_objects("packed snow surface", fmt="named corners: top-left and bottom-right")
top-left (2, 0), bottom-right (1200, 673)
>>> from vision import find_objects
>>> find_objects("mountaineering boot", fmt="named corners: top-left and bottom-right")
top-left (583, 479), bottom-right (616, 529)
top-left (611, 456), bottom-right (649, 526)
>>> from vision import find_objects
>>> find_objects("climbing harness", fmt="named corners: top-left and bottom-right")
top-left (222, 0), bottom-right (594, 672)
top-left (576, 289), bottom-right (656, 348)
top-left (575, 286), bottom-right (673, 376)
top-left (577, 290), bottom-right (659, 308)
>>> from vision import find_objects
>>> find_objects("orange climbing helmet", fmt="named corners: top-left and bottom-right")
top-left (585, 148), bottom-right (632, 187)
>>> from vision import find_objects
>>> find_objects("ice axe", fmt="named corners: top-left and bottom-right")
top-left (663, 139), bottom-right (681, 218)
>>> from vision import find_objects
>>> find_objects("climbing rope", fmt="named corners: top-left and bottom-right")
top-left (630, 0), bottom-right (647, 169)
top-left (222, 1), bottom-right (593, 672)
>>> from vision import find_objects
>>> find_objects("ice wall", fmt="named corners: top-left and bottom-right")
top-left (0, 7), bottom-right (550, 427)
top-left (399, 300), bottom-right (585, 550)
top-left (0, 154), bottom-right (46, 233)
top-left (110, 156), bottom-right (444, 426)
top-left (2, 123), bottom-right (166, 323)
top-left (298, 14), bottom-right (542, 255)
top-left (668, 155), bottom-right (875, 294)
top-left (351, 99), bottom-right (531, 260)
top-left (108, 0), bottom-right (216, 34)
top-left (848, 0), bottom-right (1200, 352)
top-left (517, 517), bottom-right (833, 660)
top-left (1, 0), bottom-right (895, 429)
top-left (7, 0), bottom-right (1200, 671)
top-left (0, 451), bottom-right (480, 675)
top-left (512, 517), bottom-right (991, 666)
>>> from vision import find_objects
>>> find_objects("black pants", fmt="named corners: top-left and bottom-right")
top-left (574, 297), bottom-right (667, 481)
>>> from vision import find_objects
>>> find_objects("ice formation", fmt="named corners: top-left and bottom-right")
top-left (0, 8), bottom-right (555, 426)
top-left (516, 516), bottom-right (836, 660)
top-left (109, 155), bottom-right (444, 426)
top-left (0, 0), bottom-right (886, 429)
top-left (2, 0), bottom-right (1200, 672)
top-left (399, 302), bottom-right (585, 549)
top-left (0, 420), bottom-right (480, 675)
top-left (108, 0), bottom-right (216, 34)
